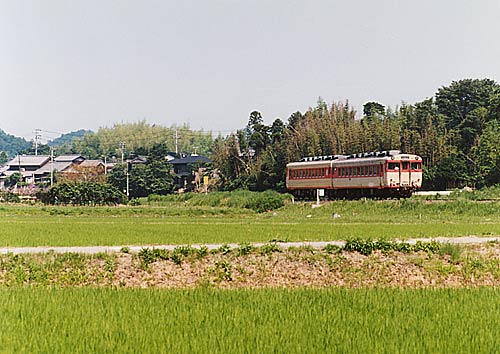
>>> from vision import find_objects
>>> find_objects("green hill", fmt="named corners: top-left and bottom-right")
top-left (0, 129), bottom-right (30, 159)
top-left (48, 129), bottom-right (91, 147)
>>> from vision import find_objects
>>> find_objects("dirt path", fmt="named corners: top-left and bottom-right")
top-left (1, 236), bottom-right (499, 255)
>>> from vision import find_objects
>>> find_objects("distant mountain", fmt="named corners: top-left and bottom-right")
top-left (0, 129), bottom-right (31, 158)
top-left (48, 129), bottom-right (91, 147)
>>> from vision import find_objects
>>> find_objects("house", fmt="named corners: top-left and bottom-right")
top-left (0, 154), bottom-right (106, 189)
top-left (62, 160), bottom-right (106, 182)
top-left (34, 155), bottom-right (86, 183)
top-left (0, 155), bottom-right (51, 185)
top-left (168, 154), bottom-right (212, 190)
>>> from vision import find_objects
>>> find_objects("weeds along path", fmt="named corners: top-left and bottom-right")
top-left (1, 236), bottom-right (500, 255)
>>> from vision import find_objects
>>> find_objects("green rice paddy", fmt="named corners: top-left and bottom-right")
top-left (1, 288), bottom-right (499, 353)
top-left (0, 199), bottom-right (499, 246)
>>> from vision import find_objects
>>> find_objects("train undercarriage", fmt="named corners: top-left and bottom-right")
top-left (291, 187), bottom-right (415, 200)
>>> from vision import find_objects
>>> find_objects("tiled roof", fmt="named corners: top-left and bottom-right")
top-left (78, 160), bottom-right (104, 167)
top-left (168, 155), bottom-right (212, 165)
top-left (35, 161), bottom-right (73, 174)
top-left (54, 155), bottom-right (84, 162)
top-left (6, 155), bottom-right (50, 167)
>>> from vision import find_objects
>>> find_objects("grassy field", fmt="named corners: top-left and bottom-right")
top-left (0, 198), bottom-right (499, 246)
top-left (0, 288), bottom-right (499, 353)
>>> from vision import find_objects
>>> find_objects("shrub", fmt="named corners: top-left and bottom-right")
top-left (244, 190), bottom-right (289, 213)
top-left (0, 192), bottom-right (20, 203)
top-left (37, 181), bottom-right (127, 206)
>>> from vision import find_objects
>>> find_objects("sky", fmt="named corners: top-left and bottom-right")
top-left (1, 0), bottom-right (500, 142)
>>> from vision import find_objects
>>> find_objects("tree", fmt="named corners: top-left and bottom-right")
top-left (246, 111), bottom-right (269, 156)
top-left (363, 101), bottom-right (385, 118)
top-left (474, 120), bottom-right (500, 186)
top-left (435, 79), bottom-right (500, 153)
top-left (107, 160), bottom-right (175, 198)
top-left (4, 172), bottom-right (22, 188)
top-left (435, 79), bottom-right (499, 129)
top-left (0, 151), bottom-right (8, 164)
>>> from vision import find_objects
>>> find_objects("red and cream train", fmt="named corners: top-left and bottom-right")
top-left (286, 150), bottom-right (423, 198)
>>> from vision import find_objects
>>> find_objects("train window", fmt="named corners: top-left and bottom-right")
top-left (402, 162), bottom-right (409, 170)
top-left (368, 166), bottom-right (372, 176)
top-left (388, 162), bottom-right (400, 170)
top-left (411, 162), bottom-right (421, 170)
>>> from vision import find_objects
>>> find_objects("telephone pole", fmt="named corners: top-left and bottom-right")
top-left (119, 142), bottom-right (129, 197)
top-left (174, 130), bottom-right (179, 155)
top-left (50, 147), bottom-right (55, 187)
top-left (33, 129), bottom-right (42, 156)
top-left (119, 142), bottom-right (126, 163)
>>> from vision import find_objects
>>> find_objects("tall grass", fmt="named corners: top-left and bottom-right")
top-left (1, 288), bottom-right (500, 353)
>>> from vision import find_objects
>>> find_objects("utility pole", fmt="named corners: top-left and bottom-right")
top-left (50, 147), bottom-right (55, 187)
top-left (33, 129), bottom-right (42, 156)
top-left (126, 163), bottom-right (130, 198)
top-left (119, 142), bottom-right (126, 163)
top-left (174, 130), bottom-right (179, 155)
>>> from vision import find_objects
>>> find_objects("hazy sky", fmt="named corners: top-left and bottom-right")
top-left (1, 0), bottom-right (499, 141)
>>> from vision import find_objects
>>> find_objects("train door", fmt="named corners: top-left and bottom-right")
top-left (400, 161), bottom-right (410, 186)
